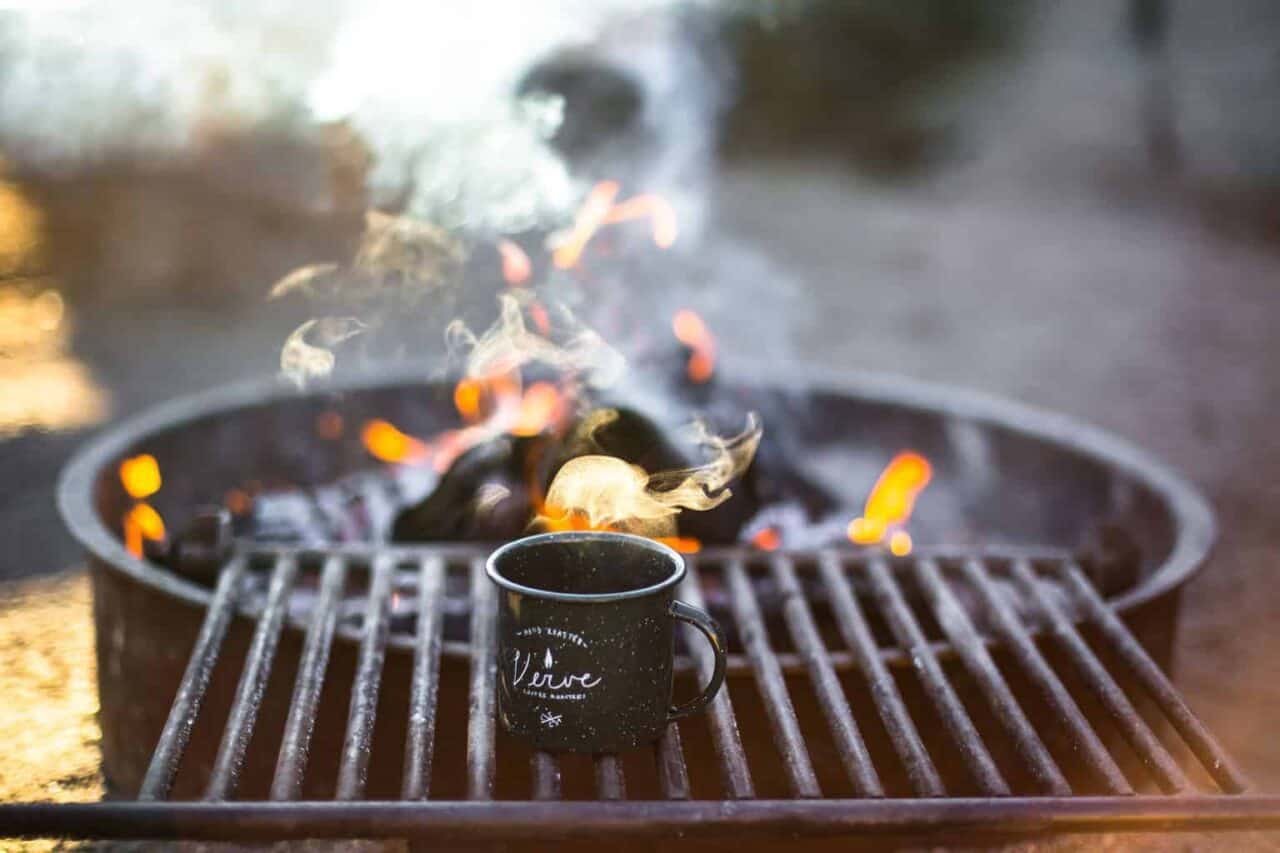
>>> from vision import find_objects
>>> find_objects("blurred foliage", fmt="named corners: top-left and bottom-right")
top-left (721, 0), bottom-right (1031, 175)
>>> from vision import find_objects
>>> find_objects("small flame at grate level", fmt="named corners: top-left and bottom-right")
top-left (119, 454), bottom-right (162, 500)
top-left (118, 454), bottom-right (167, 557)
top-left (847, 451), bottom-right (933, 555)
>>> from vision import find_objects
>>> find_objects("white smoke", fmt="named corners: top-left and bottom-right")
top-left (0, 0), bottom-right (725, 233)
top-left (0, 1), bottom-right (335, 162)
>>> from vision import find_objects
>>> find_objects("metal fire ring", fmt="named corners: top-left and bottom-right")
top-left (57, 360), bottom-right (1216, 649)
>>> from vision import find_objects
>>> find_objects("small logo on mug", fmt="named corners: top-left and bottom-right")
top-left (510, 646), bottom-right (603, 702)
top-left (539, 711), bottom-right (564, 728)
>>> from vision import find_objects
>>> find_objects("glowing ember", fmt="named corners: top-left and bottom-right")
top-left (123, 503), bottom-right (165, 557)
top-left (118, 454), bottom-right (161, 500)
top-left (847, 451), bottom-right (933, 553)
top-left (224, 489), bottom-right (253, 516)
top-left (751, 527), bottom-right (781, 551)
top-left (672, 309), bottom-right (716, 383)
top-left (362, 419), bottom-right (429, 465)
top-left (497, 238), bottom-right (532, 285)
top-left (316, 410), bottom-right (344, 440)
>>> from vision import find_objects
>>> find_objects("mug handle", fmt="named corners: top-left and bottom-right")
top-left (667, 600), bottom-right (728, 721)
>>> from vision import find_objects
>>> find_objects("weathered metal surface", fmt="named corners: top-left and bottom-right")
top-left (5, 797), bottom-right (1280, 842)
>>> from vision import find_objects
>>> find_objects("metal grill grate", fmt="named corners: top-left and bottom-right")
top-left (5, 544), bottom-right (1278, 844)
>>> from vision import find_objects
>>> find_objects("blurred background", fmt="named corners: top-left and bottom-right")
top-left (2, 0), bottom-right (1280, 805)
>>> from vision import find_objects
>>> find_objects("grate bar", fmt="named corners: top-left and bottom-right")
top-left (680, 559), bottom-right (755, 799)
top-left (594, 755), bottom-right (627, 801)
top-left (532, 753), bottom-right (561, 801)
top-left (817, 553), bottom-right (945, 797)
top-left (466, 556), bottom-right (498, 801)
top-left (724, 558), bottom-right (821, 798)
top-left (1058, 561), bottom-right (1249, 794)
top-left (770, 555), bottom-right (883, 797)
top-left (959, 558), bottom-right (1133, 795)
top-left (205, 555), bottom-right (300, 800)
top-left (271, 555), bottom-right (348, 801)
top-left (655, 724), bottom-right (691, 800)
top-left (1009, 559), bottom-right (1190, 793)
top-left (119, 541), bottom-right (1257, 837)
top-left (913, 557), bottom-right (1070, 796)
top-left (139, 556), bottom-right (248, 801)
top-left (8, 797), bottom-right (1280, 842)
top-left (401, 555), bottom-right (447, 800)
top-left (865, 557), bottom-right (1010, 796)
top-left (335, 555), bottom-right (396, 800)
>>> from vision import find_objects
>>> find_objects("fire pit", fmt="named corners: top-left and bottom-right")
top-left (10, 357), bottom-right (1264, 847)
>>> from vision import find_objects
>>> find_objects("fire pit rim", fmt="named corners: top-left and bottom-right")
top-left (57, 360), bottom-right (1215, 621)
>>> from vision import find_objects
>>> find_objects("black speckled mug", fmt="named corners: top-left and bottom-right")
top-left (487, 531), bottom-right (727, 753)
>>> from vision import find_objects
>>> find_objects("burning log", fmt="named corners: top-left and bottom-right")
top-left (551, 406), bottom-right (693, 478)
top-left (387, 402), bottom-right (764, 545)
top-left (386, 406), bottom-right (677, 544)
top-left (383, 386), bottom-right (853, 550)
top-left (536, 405), bottom-right (763, 542)
top-left (390, 436), bottom-right (550, 543)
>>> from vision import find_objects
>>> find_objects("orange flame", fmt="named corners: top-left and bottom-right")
top-left (536, 506), bottom-right (591, 533)
top-left (551, 181), bottom-right (677, 269)
top-left (124, 502), bottom-right (166, 557)
top-left (452, 372), bottom-right (532, 425)
top-left (365, 372), bottom-right (570, 471)
top-left (453, 378), bottom-right (486, 423)
top-left (537, 506), bottom-right (702, 554)
top-left (510, 381), bottom-right (564, 437)
top-left (751, 527), bottom-right (781, 551)
top-left (888, 531), bottom-right (913, 557)
top-left (551, 180), bottom-right (620, 269)
top-left (656, 536), bottom-right (701, 554)
top-left (119, 454), bottom-right (162, 500)
top-left (497, 238), bottom-right (532, 286)
top-left (362, 419), bottom-right (429, 464)
top-left (847, 451), bottom-right (932, 553)
top-left (528, 301), bottom-right (552, 336)
top-left (672, 309), bottom-right (716, 383)
top-left (602, 194), bottom-right (678, 249)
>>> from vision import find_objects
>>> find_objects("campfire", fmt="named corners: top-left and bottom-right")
top-left (21, 262), bottom-right (1253, 844)
top-left (112, 183), bottom-right (946, 579)
top-left (19, 148), bottom-right (1254, 848)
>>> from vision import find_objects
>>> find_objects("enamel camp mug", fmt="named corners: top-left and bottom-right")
top-left (486, 531), bottom-right (727, 752)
